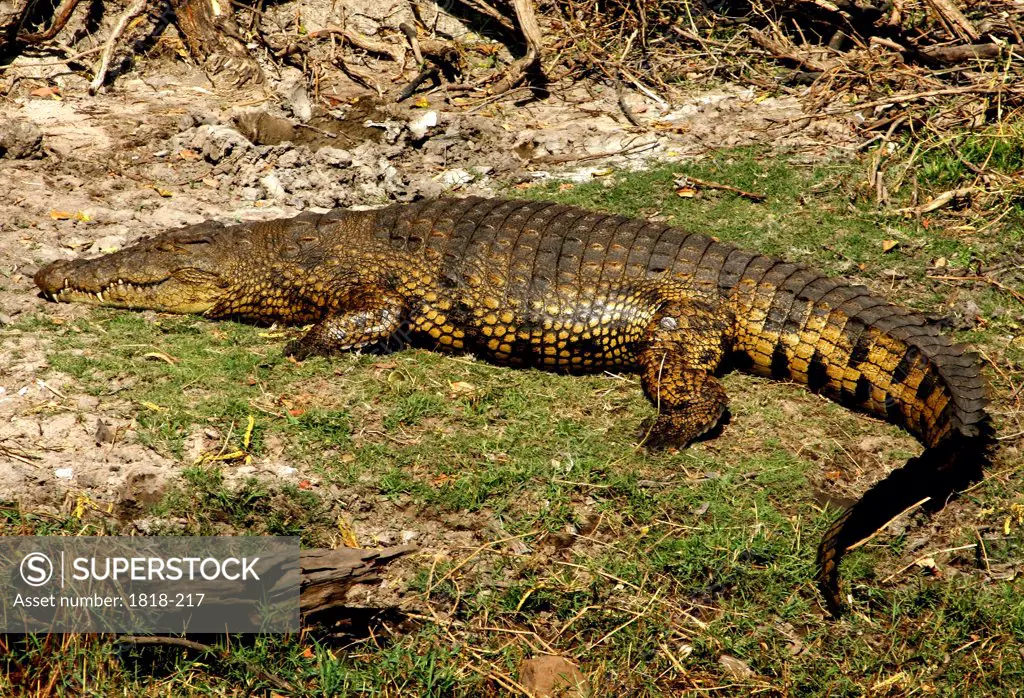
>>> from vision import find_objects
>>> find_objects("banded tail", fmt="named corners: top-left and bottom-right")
top-left (706, 247), bottom-right (992, 615)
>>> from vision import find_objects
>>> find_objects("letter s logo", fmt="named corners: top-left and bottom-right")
top-left (20, 553), bottom-right (54, 587)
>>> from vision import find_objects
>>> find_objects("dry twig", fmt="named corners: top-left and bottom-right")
top-left (489, 0), bottom-right (544, 95)
top-left (674, 175), bottom-right (767, 202)
top-left (88, 0), bottom-right (148, 95)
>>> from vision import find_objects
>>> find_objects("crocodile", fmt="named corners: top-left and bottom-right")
top-left (33, 196), bottom-right (992, 615)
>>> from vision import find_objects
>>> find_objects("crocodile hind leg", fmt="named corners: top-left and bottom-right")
top-left (285, 291), bottom-right (406, 360)
top-left (637, 295), bottom-right (732, 450)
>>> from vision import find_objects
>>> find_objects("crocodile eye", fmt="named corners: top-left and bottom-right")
top-left (157, 238), bottom-right (211, 253)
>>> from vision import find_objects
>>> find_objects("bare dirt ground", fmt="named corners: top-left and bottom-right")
top-left (0, 43), bottom-right (859, 513)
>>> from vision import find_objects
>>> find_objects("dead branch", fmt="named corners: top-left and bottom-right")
top-left (459, 0), bottom-right (517, 34)
top-left (88, 0), bottom-right (149, 95)
top-left (396, 22), bottom-right (461, 80)
top-left (815, 84), bottom-right (1009, 117)
top-left (489, 0), bottom-right (543, 95)
top-left (924, 0), bottom-right (980, 42)
top-left (748, 28), bottom-right (834, 73)
top-left (892, 186), bottom-right (980, 213)
top-left (929, 274), bottom-right (1024, 306)
top-left (674, 175), bottom-right (767, 202)
top-left (13, 0), bottom-right (83, 44)
top-left (394, 65), bottom-right (438, 101)
top-left (615, 76), bottom-right (643, 128)
top-left (919, 42), bottom-right (1015, 64)
top-left (399, 22), bottom-right (423, 64)
top-left (309, 26), bottom-right (403, 63)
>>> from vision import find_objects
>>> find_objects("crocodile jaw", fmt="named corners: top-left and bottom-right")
top-left (34, 258), bottom-right (226, 314)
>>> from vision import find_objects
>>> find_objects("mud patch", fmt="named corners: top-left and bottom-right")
top-left (233, 97), bottom-right (388, 148)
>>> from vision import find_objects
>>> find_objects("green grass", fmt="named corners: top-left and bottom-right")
top-left (913, 123), bottom-right (1024, 187)
top-left (3, 149), bottom-right (1023, 696)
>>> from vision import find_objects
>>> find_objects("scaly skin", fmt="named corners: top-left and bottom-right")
top-left (34, 197), bottom-right (992, 615)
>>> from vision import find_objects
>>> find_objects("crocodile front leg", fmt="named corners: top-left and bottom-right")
top-left (637, 295), bottom-right (732, 450)
top-left (284, 291), bottom-right (406, 361)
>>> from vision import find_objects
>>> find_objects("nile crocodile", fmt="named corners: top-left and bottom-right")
top-left (34, 196), bottom-right (992, 615)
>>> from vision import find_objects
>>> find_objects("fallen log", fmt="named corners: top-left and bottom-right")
top-left (919, 42), bottom-right (1015, 64)
top-left (108, 544), bottom-right (415, 627)
top-left (300, 544), bottom-right (414, 621)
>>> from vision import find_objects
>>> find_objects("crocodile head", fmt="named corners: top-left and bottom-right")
top-left (34, 223), bottom-right (245, 315)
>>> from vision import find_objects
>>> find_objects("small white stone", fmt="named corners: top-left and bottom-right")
top-left (408, 110), bottom-right (438, 139)
top-left (260, 174), bottom-right (286, 199)
top-left (315, 147), bottom-right (353, 167)
top-left (439, 169), bottom-right (473, 187)
top-left (55, 468), bottom-right (74, 480)
top-left (89, 234), bottom-right (127, 254)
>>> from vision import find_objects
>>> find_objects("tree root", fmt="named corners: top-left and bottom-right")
top-left (88, 0), bottom-right (149, 95)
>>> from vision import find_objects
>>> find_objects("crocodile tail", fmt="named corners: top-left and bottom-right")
top-left (815, 426), bottom-right (992, 616)
top-left (712, 252), bottom-right (992, 614)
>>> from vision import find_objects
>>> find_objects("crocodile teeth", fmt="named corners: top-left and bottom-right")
top-left (96, 292), bottom-right (104, 302)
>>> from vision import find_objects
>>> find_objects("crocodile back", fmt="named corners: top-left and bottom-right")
top-left (372, 197), bottom-right (987, 449)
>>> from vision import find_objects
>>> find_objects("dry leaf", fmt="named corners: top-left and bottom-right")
top-left (718, 654), bottom-right (754, 680)
top-left (450, 380), bottom-right (477, 396)
top-left (30, 86), bottom-right (60, 98)
top-left (881, 239), bottom-right (899, 253)
top-left (413, 96), bottom-right (431, 108)
top-left (431, 474), bottom-right (454, 487)
top-left (143, 351), bottom-right (179, 365)
top-left (336, 515), bottom-right (359, 548)
top-left (676, 187), bottom-right (698, 198)
top-left (50, 210), bottom-right (73, 220)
